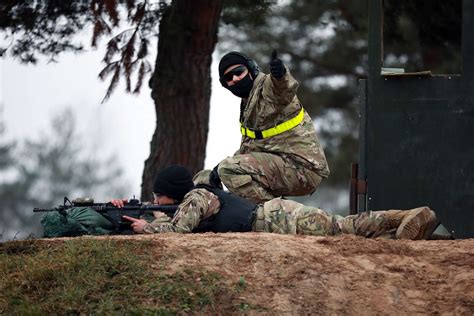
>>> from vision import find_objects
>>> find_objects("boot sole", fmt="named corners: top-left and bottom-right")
top-left (396, 207), bottom-right (437, 240)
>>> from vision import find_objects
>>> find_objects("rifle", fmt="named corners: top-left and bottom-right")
top-left (34, 197), bottom-right (179, 234)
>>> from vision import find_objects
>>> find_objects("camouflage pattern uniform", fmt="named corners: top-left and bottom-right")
top-left (143, 188), bottom-right (221, 234)
top-left (256, 198), bottom-right (406, 238)
top-left (195, 69), bottom-right (329, 203)
top-left (143, 189), bottom-right (435, 239)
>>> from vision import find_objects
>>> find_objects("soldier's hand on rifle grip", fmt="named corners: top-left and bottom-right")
top-left (269, 49), bottom-right (286, 79)
top-left (110, 198), bottom-right (128, 208)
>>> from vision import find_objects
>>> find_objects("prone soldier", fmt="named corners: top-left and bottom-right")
top-left (121, 165), bottom-right (438, 240)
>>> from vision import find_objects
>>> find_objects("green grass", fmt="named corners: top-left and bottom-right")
top-left (0, 238), bottom-right (249, 315)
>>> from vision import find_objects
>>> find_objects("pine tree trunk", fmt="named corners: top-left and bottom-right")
top-left (141, 0), bottom-right (223, 200)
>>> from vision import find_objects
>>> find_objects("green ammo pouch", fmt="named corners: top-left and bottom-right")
top-left (41, 207), bottom-right (115, 238)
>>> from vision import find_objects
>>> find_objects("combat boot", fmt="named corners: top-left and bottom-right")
top-left (395, 206), bottom-right (438, 240)
top-left (379, 210), bottom-right (407, 229)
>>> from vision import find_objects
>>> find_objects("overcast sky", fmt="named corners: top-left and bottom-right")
top-left (0, 46), bottom-right (241, 197)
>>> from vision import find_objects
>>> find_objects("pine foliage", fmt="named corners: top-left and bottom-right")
top-left (90, 0), bottom-right (160, 101)
top-left (0, 0), bottom-right (165, 101)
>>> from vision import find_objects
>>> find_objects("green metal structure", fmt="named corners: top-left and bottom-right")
top-left (356, 0), bottom-right (473, 238)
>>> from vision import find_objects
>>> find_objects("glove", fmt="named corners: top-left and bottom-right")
top-left (269, 49), bottom-right (286, 79)
top-left (209, 165), bottom-right (222, 189)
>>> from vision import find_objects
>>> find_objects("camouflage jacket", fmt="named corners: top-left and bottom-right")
top-left (143, 188), bottom-right (220, 234)
top-left (237, 69), bottom-right (330, 178)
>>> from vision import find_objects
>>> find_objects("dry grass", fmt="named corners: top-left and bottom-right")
top-left (0, 237), bottom-right (253, 315)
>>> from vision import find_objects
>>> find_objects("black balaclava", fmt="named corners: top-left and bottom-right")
top-left (153, 165), bottom-right (194, 202)
top-left (218, 52), bottom-right (257, 98)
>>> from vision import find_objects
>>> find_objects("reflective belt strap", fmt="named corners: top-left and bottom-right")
top-left (240, 108), bottom-right (305, 139)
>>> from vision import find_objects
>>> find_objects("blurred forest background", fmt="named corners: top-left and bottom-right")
top-left (0, 0), bottom-right (461, 240)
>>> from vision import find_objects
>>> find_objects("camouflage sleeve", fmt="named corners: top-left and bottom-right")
top-left (142, 188), bottom-right (221, 234)
top-left (263, 67), bottom-right (299, 105)
top-left (192, 169), bottom-right (212, 186)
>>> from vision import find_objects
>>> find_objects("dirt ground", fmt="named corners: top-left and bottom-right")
top-left (102, 233), bottom-right (474, 315)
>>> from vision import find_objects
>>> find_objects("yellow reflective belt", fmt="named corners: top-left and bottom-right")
top-left (240, 108), bottom-right (305, 139)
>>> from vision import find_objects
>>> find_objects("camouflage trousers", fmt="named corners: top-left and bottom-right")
top-left (209, 152), bottom-right (323, 203)
top-left (254, 198), bottom-right (401, 238)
